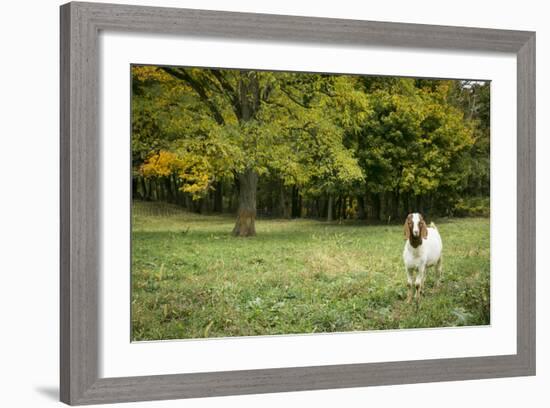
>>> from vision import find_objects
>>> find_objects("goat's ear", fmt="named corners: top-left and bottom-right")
top-left (403, 216), bottom-right (410, 240)
top-left (420, 216), bottom-right (428, 239)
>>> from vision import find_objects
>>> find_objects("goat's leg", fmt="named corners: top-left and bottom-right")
top-left (415, 264), bottom-right (426, 301)
top-left (406, 267), bottom-right (414, 303)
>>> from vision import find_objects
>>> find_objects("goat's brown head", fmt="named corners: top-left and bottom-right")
top-left (403, 213), bottom-right (428, 247)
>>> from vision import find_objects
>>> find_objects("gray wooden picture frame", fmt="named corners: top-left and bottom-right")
top-left (60, 1), bottom-right (536, 405)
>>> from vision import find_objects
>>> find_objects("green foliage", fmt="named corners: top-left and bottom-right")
top-left (132, 66), bottom-right (490, 221)
top-left (357, 78), bottom-right (474, 197)
top-left (133, 66), bottom-right (368, 202)
top-left (453, 196), bottom-right (490, 217)
top-left (131, 202), bottom-right (490, 340)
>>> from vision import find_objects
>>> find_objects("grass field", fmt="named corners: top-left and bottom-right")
top-left (131, 201), bottom-right (490, 341)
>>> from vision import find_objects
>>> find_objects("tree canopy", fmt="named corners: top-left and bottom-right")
top-left (132, 65), bottom-right (490, 234)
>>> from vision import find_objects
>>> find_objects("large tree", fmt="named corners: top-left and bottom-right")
top-left (132, 68), bottom-right (486, 226)
top-left (133, 66), bottom-right (363, 236)
top-left (353, 77), bottom-right (475, 219)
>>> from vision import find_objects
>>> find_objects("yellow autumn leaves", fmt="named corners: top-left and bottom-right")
top-left (141, 150), bottom-right (212, 197)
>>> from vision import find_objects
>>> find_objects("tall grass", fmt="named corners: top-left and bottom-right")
top-left (131, 201), bottom-right (490, 341)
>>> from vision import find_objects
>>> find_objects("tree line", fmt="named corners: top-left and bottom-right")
top-left (132, 66), bottom-right (490, 236)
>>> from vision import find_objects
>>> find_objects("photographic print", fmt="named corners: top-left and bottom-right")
top-left (131, 65), bottom-right (490, 341)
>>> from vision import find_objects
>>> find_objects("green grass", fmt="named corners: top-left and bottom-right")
top-left (131, 201), bottom-right (490, 341)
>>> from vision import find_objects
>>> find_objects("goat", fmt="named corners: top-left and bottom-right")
top-left (402, 213), bottom-right (443, 303)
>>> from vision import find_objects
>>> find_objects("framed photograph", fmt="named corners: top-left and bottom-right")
top-left (60, 1), bottom-right (535, 405)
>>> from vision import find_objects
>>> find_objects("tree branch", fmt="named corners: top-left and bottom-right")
top-left (160, 67), bottom-right (226, 125)
top-left (210, 70), bottom-right (241, 120)
top-left (280, 86), bottom-right (310, 108)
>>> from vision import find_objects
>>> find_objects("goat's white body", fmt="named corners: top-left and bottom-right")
top-left (402, 226), bottom-right (442, 269)
top-left (403, 224), bottom-right (443, 301)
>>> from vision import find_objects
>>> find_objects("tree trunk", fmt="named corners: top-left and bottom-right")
top-left (391, 192), bottom-right (399, 221)
top-left (279, 184), bottom-right (291, 219)
top-left (213, 181), bottom-right (223, 213)
top-left (150, 179), bottom-right (158, 201)
top-left (416, 195), bottom-right (424, 215)
top-left (228, 185), bottom-right (234, 212)
top-left (132, 177), bottom-right (138, 199)
top-left (176, 177), bottom-right (184, 206)
top-left (164, 177), bottom-right (174, 203)
top-left (140, 177), bottom-right (148, 200)
top-left (232, 169), bottom-right (258, 237)
top-left (327, 194), bottom-right (334, 222)
top-left (144, 178), bottom-right (151, 201)
top-left (185, 194), bottom-right (193, 211)
top-left (341, 196), bottom-right (348, 220)
top-left (315, 199), bottom-right (321, 218)
top-left (201, 197), bottom-right (210, 214)
top-left (357, 195), bottom-right (366, 220)
top-left (402, 193), bottom-right (409, 215)
top-left (338, 196), bottom-right (343, 220)
top-left (291, 186), bottom-right (300, 218)
top-left (371, 193), bottom-right (381, 221)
